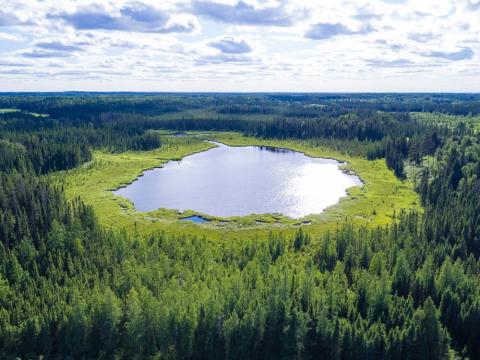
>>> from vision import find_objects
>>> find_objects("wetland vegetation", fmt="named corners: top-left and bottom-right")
top-left (1, 93), bottom-right (480, 359)
top-left (113, 140), bottom-right (362, 218)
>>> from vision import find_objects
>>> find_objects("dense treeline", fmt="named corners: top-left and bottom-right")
top-left (0, 95), bottom-right (184, 119)
top-left (95, 112), bottom-right (443, 178)
top-left (0, 94), bottom-right (479, 358)
top-left (419, 133), bottom-right (480, 258)
top-left (2, 97), bottom-right (447, 178)
top-left (3, 93), bottom-right (480, 116)
top-left (0, 112), bottom-right (163, 174)
top-left (2, 94), bottom-right (454, 178)
top-left (0, 137), bottom-right (91, 174)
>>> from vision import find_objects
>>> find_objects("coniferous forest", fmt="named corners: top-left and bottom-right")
top-left (0, 93), bottom-right (480, 359)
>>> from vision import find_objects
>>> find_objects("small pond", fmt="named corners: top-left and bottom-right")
top-left (180, 215), bottom-right (210, 223)
top-left (113, 141), bottom-right (362, 218)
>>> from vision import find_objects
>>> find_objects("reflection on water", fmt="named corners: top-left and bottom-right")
top-left (114, 141), bottom-right (362, 218)
top-left (258, 146), bottom-right (290, 154)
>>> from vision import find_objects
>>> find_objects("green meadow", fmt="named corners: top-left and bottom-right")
top-left (57, 132), bottom-right (420, 241)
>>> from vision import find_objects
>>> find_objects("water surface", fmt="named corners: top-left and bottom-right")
top-left (114, 142), bottom-right (361, 218)
top-left (180, 215), bottom-right (210, 223)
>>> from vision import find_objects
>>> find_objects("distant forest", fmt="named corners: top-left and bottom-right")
top-left (0, 94), bottom-right (479, 359)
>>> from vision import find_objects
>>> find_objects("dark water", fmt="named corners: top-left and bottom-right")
top-left (114, 142), bottom-right (362, 218)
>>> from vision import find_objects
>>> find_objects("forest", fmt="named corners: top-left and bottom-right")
top-left (0, 93), bottom-right (479, 359)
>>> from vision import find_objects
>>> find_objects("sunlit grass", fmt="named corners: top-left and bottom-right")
top-left (54, 132), bottom-right (420, 241)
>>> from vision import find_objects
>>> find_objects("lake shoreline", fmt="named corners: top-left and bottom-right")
top-left (59, 131), bottom-right (419, 236)
top-left (114, 135), bottom-right (362, 219)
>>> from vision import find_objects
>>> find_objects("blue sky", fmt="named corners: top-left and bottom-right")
top-left (0, 0), bottom-right (479, 92)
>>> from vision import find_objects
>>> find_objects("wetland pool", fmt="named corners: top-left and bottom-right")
top-left (114, 142), bottom-right (362, 218)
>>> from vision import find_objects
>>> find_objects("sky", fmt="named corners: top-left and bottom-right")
top-left (0, 0), bottom-right (479, 92)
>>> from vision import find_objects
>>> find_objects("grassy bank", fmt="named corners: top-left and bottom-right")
top-left (207, 132), bottom-right (420, 226)
top-left (56, 132), bottom-right (420, 240)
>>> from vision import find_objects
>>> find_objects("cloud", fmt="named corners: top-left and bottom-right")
top-left (374, 39), bottom-right (404, 51)
top-left (0, 10), bottom-right (26, 27)
top-left (364, 58), bottom-right (414, 68)
top-left (353, 6), bottom-right (383, 21)
top-left (0, 69), bottom-right (32, 75)
top-left (20, 49), bottom-right (73, 58)
top-left (191, 0), bottom-right (300, 26)
top-left (458, 22), bottom-right (470, 31)
top-left (305, 23), bottom-right (374, 40)
top-left (0, 61), bottom-right (30, 67)
top-left (0, 32), bottom-right (23, 42)
top-left (196, 53), bottom-right (255, 65)
top-left (208, 37), bottom-right (252, 54)
top-left (421, 47), bottom-right (474, 61)
top-left (51, 2), bottom-right (197, 33)
top-left (0, 0), bottom-right (479, 90)
top-left (35, 41), bottom-right (83, 52)
top-left (408, 32), bottom-right (438, 43)
top-left (465, 0), bottom-right (480, 11)
top-left (17, 39), bottom-right (89, 59)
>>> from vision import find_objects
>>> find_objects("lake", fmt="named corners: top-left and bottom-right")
top-left (113, 141), bottom-right (362, 218)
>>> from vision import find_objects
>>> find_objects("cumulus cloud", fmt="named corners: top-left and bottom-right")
top-left (197, 35), bottom-right (256, 65)
top-left (408, 32), bottom-right (439, 43)
top-left (465, 0), bottom-right (480, 11)
top-left (51, 2), bottom-right (198, 33)
top-left (0, 32), bottom-right (23, 41)
top-left (421, 47), bottom-right (474, 61)
top-left (0, 69), bottom-right (32, 75)
top-left (353, 6), bottom-right (383, 21)
top-left (0, 0), bottom-right (479, 90)
top-left (0, 61), bottom-right (30, 67)
top-left (0, 10), bottom-right (25, 27)
top-left (208, 37), bottom-right (252, 54)
top-left (196, 52), bottom-right (255, 65)
top-left (15, 38), bottom-right (91, 60)
top-left (305, 23), bottom-right (374, 40)
top-left (191, 0), bottom-right (301, 26)
top-left (364, 58), bottom-right (414, 68)
top-left (35, 41), bottom-right (84, 52)
top-left (20, 49), bottom-right (73, 58)
top-left (374, 39), bottom-right (404, 51)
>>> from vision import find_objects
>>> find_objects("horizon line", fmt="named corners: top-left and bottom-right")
top-left (1, 91), bottom-right (480, 95)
